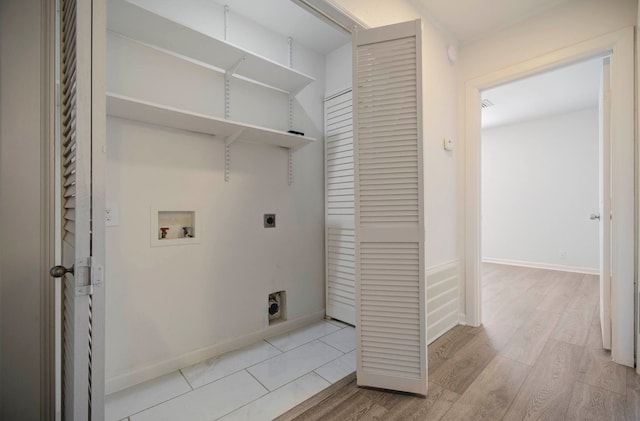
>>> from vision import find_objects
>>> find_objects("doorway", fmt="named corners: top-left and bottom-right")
top-left (479, 56), bottom-right (604, 329)
top-left (464, 27), bottom-right (635, 367)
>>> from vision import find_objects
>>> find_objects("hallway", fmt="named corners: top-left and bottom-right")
top-left (278, 264), bottom-right (640, 420)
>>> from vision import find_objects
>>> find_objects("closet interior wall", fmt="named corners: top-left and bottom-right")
top-left (105, 0), bottom-right (326, 393)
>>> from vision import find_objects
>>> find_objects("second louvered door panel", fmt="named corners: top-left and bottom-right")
top-left (354, 20), bottom-right (426, 396)
top-left (61, 0), bottom-right (93, 418)
top-left (325, 91), bottom-right (355, 325)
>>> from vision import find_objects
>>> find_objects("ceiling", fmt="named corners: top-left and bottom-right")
top-left (481, 57), bottom-right (603, 129)
top-left (211, 0), bottom-right (577, 55)
top-left (415, 0), bottom-right (572, 44)
top-left (212, 0), bottom-right (350, 54)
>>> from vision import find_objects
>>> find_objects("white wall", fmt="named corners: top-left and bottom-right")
top-left (105, 1), bottom-right (326, 392)
top-left (325, 41), bottom-right (352, 97)
top-left (482, 107), bottom-right (599, 272)
top-left (0, 0), bottom-right (45, 418)
top-left (332, 0), bottom-right (459, 268)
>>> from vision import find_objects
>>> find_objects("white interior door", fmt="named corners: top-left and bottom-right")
top-left (325, 90), bottom-right (356, 325)
top-left (353, 19), bottom-right (427, 396)
top-left (598, 56), bottom-right (612, 350)
top-left (54, 0), bottom-right (105, 418)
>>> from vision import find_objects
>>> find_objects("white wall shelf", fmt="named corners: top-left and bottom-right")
top-left (107, 0), bottom-right (315, 94)
top-left (107, 93), bottom-right (314, 182)
top-left (107, 93), bottom-right (315, 148)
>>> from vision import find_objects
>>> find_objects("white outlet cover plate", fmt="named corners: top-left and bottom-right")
top-left (444, 138), bottom-right (455, 151)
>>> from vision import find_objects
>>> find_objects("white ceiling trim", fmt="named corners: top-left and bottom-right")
top-left (415, 0), bottom-right (572, 44)
top-left (293, 0), bottom-right (369, 33)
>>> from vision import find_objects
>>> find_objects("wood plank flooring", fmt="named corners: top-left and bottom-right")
top-left (276, 264), bottom-right (640, 421)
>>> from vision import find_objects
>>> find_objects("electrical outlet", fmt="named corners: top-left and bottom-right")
top-left (106, 202), bottom-right (119, 227)
top-left (560, 250), bottom-right (567, 259)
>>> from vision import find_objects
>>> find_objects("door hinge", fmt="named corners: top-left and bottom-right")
top-left (74, 257), bottom-right (103, 296)
top-left (74, 257), bottom-right (92, 296)
top-left (91, 256), bottom-right (103, 287)
top-left (75, 285), bottom-right (93, 296)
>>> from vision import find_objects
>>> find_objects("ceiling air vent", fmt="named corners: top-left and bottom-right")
top-left (481, 99), bottom-right (494, 109)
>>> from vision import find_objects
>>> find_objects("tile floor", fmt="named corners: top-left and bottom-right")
top-left (106, 319), bottom-right (356, 421)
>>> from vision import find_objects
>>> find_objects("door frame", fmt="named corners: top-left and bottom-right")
top-left (42, 0), bottom-right (58, 418)
top-left (464, 26), bottom-right (635, 366)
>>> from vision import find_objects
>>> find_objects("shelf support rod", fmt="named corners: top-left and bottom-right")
top-left (224, 5), bottom-right (229, 41)
top-left (224, 129), bottom-right (244, 182)
top-left (288, 149), bottom-right (293, 186)
top-left (288, 95), bottom-right (294, 131)
top-left (287, 37), bottom-right (294, 186)
top-left (224, 56), bottom-right (245, 119)
top-left (225, 143), bottom-right (231, 181)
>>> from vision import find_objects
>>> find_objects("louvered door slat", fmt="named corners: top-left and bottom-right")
top-left (359, 132), bottom-right (418, 143)
top-left (328, 111), bottom-right (352, 125)
top-left (327, 129), bottom-right (352, 139)
top-left (327, 112), bottom-right (353, 125)
top-left (328, 180), bottom-right (354, 188)
top-left (329, 156), bottom-right (354, 166)
top-left (358, 81), bottom-right (417, 95)
top-left (325, 91), bottom-right (356, 325)
top-left (330, 283), bottom-right (356, 295)
top-left (354, 20), bottom-right (426, 396)
top-left (327, 138), bottom-right (353, 147)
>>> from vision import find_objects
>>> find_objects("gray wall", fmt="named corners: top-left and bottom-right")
top-left (0, 0), bottom-right (45, 419)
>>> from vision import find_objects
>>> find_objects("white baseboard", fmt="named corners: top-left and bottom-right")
top-left (482, 257), bottom-right (598, 275)
top-left (105, 310), bottom-right (326, 395)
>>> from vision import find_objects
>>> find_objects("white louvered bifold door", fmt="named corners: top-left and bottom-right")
top-left (59, 0), bottom-right (105, 418)
top-left (325, 90), bottom-right (355, 325)
top-left (353, 19), bottom-right (426, 396)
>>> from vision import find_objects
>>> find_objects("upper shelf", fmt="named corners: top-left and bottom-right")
top-left (106, 93), bottom-right (315, 149)
top-left (107, 0), bottom-right (315, 94)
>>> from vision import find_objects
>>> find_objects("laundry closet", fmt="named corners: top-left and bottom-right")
top-left (104, 0), bottom-right (354, 393)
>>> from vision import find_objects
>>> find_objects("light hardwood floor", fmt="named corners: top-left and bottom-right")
top-left (277, 264), bottom-right (640, 421)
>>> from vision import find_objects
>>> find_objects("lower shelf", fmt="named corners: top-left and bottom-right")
top-left (106, 92), bottom-right (315, 150)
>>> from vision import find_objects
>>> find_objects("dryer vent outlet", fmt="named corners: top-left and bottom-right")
top-left (268, 291), bottom-right (286, 325)
top-left (264, 214), bottom-right (276, 228)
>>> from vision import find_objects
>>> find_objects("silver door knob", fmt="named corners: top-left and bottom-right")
top-left (49, 265), bottom-right (74, 278)
top-left (590, 213), bottom-right (601, 220)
